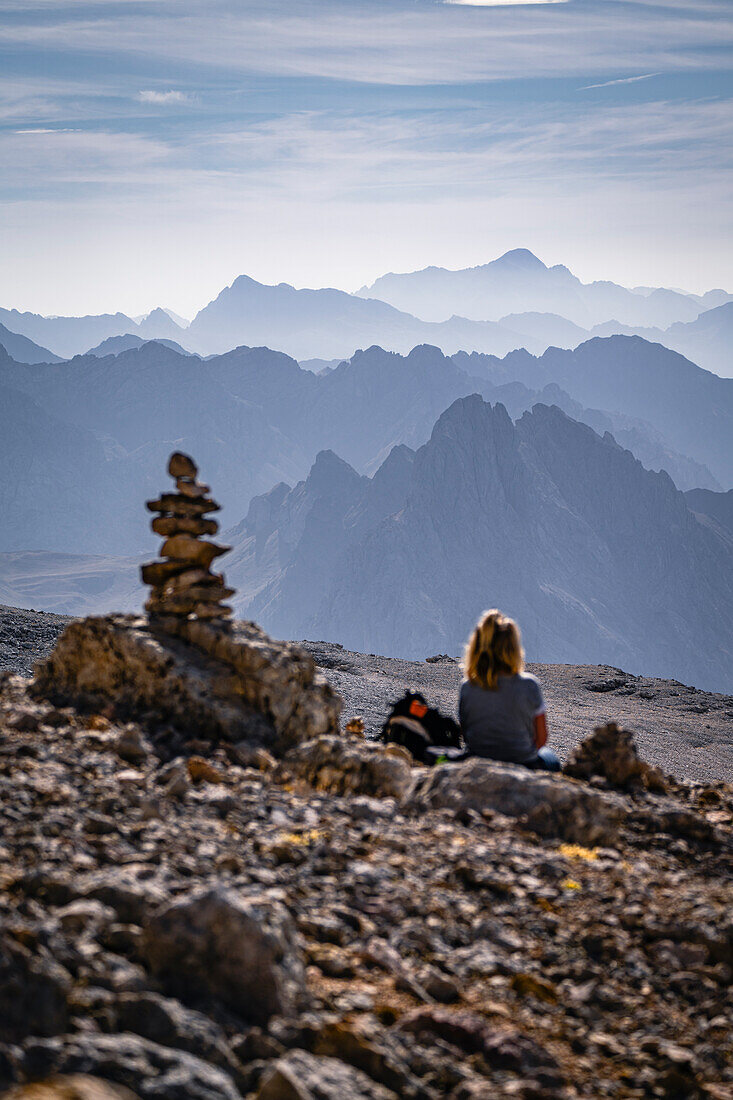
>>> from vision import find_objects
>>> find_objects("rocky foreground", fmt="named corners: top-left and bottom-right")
top-left (0, 615), bottom-right (731, 1100)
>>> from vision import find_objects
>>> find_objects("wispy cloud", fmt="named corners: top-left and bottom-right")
top-left (582, 73), bottom-right (660, 91)
top-left (444, 1), bottom-right (569, 6)
top-left (0, 0), bottom-right (731, 313)
top-left (138, 90), bottom-right (190, 104)
top-left (1, 1), bottom-right (731, 86)
top-left (14, 127), bottom-right (81, 133)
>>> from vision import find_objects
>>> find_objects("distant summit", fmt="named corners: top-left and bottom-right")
top-left (489, 247), bottom-right (548, 271)
top-left (85, 334), bottom-right (193, 358)
top-left (357, 249), bottom-right (727, 329)
top-left (233, 397), bottom-right (733, 692)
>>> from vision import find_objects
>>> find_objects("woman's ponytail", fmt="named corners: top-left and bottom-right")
top-left (464, 609), bottom-right (524, 690)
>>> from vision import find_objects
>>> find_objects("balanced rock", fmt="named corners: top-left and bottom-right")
top-left (168, 451), bottom-right (197, 479)
top-left (141, 452), bottom-right (233, 625)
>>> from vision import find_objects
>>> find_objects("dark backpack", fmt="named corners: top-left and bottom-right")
top-left (380, 690), bottom-right (464, 765)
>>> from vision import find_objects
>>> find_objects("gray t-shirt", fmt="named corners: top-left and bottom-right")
top-left (459, 673), bottom-right (545, 764)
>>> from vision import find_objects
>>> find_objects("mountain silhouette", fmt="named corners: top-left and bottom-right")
top-left (236, 398), bottom-right (733, 692)
top-left (357, 249), bottom-right (727, 329)
top-left (0, 336), bottom-right (728, 557)
top-left (183, 274), bottom-right (536, 360)
top-left (0, 323), bottom-right (62, 364)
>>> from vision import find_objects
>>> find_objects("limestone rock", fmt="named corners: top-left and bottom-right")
top-left (176, 478), bottom-right (210, 500)
top-left (143, 887), bottom-right (307, 1024)
top-left (146, 495), bottom-right (221, 518)
top-left (409, 758), bottom-right (624, 844)
top-left (564, 721), bottom-right (667, 791)
top-left (31, 614), bottom-right (341, 755)
top-left (168, 452), bottom-right (197, 479)
top-left (280, 736), bottom-right (413, 800)
top-left (255, 1050), bottom-right (398, 1100)
top-left (151, 516), bottom-right (219, 538)
top-left (158, 535), bottom-right (228, 567)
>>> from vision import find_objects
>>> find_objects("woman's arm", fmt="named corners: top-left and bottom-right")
top-left (533, 711), bottom-right (548, 749)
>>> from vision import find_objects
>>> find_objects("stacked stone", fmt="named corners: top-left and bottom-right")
top-left (141, 452), bottom-right (234, 624)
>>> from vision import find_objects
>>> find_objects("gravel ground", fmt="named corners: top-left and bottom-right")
top-left (301, 641), bottom-right (733, 785)
top-left (0, 604), bottom-right (72, 677)
top-left (2, 605), bottom-right (731, 784)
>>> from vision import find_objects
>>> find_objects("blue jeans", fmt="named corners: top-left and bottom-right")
top-left (525, 746), bottom-right (561, 772)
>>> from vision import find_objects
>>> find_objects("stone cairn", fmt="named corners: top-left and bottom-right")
top-left (141, 452), bottom-right (234, 625)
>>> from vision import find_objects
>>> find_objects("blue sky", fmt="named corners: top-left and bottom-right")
top-left (1, 0), bottom-right (732, 316)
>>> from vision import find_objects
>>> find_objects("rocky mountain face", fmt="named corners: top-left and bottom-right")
top-left (1, 337), bottom-right (726, 561)
top-left (0, 611), bottom-right (731, 1099)
top-left (235, 398), bottom-right (733, 693)
top-left (357, 248), bottom-right (729, 329)
top-left (455, 335), bottom-right (733, 487)
top-left (685, 487), bottom-right (733, 539)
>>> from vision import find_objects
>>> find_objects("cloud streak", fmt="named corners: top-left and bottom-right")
top-left (582, 73), bottom-right (660, 91)
top-left (444, 0), bottom-right (568, 6)
top-left (138, 90), bottom-right (190, 104)
top-left (0, 1), bottom-right (731, 86)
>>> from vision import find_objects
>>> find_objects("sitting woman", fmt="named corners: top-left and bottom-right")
top-left (459, 609), bottom-right (560, 771)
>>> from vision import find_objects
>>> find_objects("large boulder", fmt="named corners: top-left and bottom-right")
top-left (279, 737), bottom-right (413, 800)
top-left (15, 1035), bottom-right (241, 1100)
top-left (143, 888), bottom-right (306, 1025)
top-left (409, 758), bottom-right (624, 844)
top-left (32, 615), bottom-right (340, 755)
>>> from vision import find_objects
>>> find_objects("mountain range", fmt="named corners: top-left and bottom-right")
top-left (357, 248), bottom-right (731, 330)
top-left (1, 333), bottom-right (730, 559)
top-left (1, 251), bottom-right (730, 372)
top-left (228, 397), bottom-right (733, 693)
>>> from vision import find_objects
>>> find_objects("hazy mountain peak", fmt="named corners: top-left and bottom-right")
top-left (307, 449), bottom-right (364, 496)
top-left (0, 323), bottom-right (62, 364)
top-left (493, 248), bottom-right (546, 270)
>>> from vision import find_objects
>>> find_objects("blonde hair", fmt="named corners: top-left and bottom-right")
top-left (464, 609), bottom-right (525, 690)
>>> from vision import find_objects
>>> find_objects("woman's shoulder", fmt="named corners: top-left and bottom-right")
top-left (514, 671), bottom-right (544, 703)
